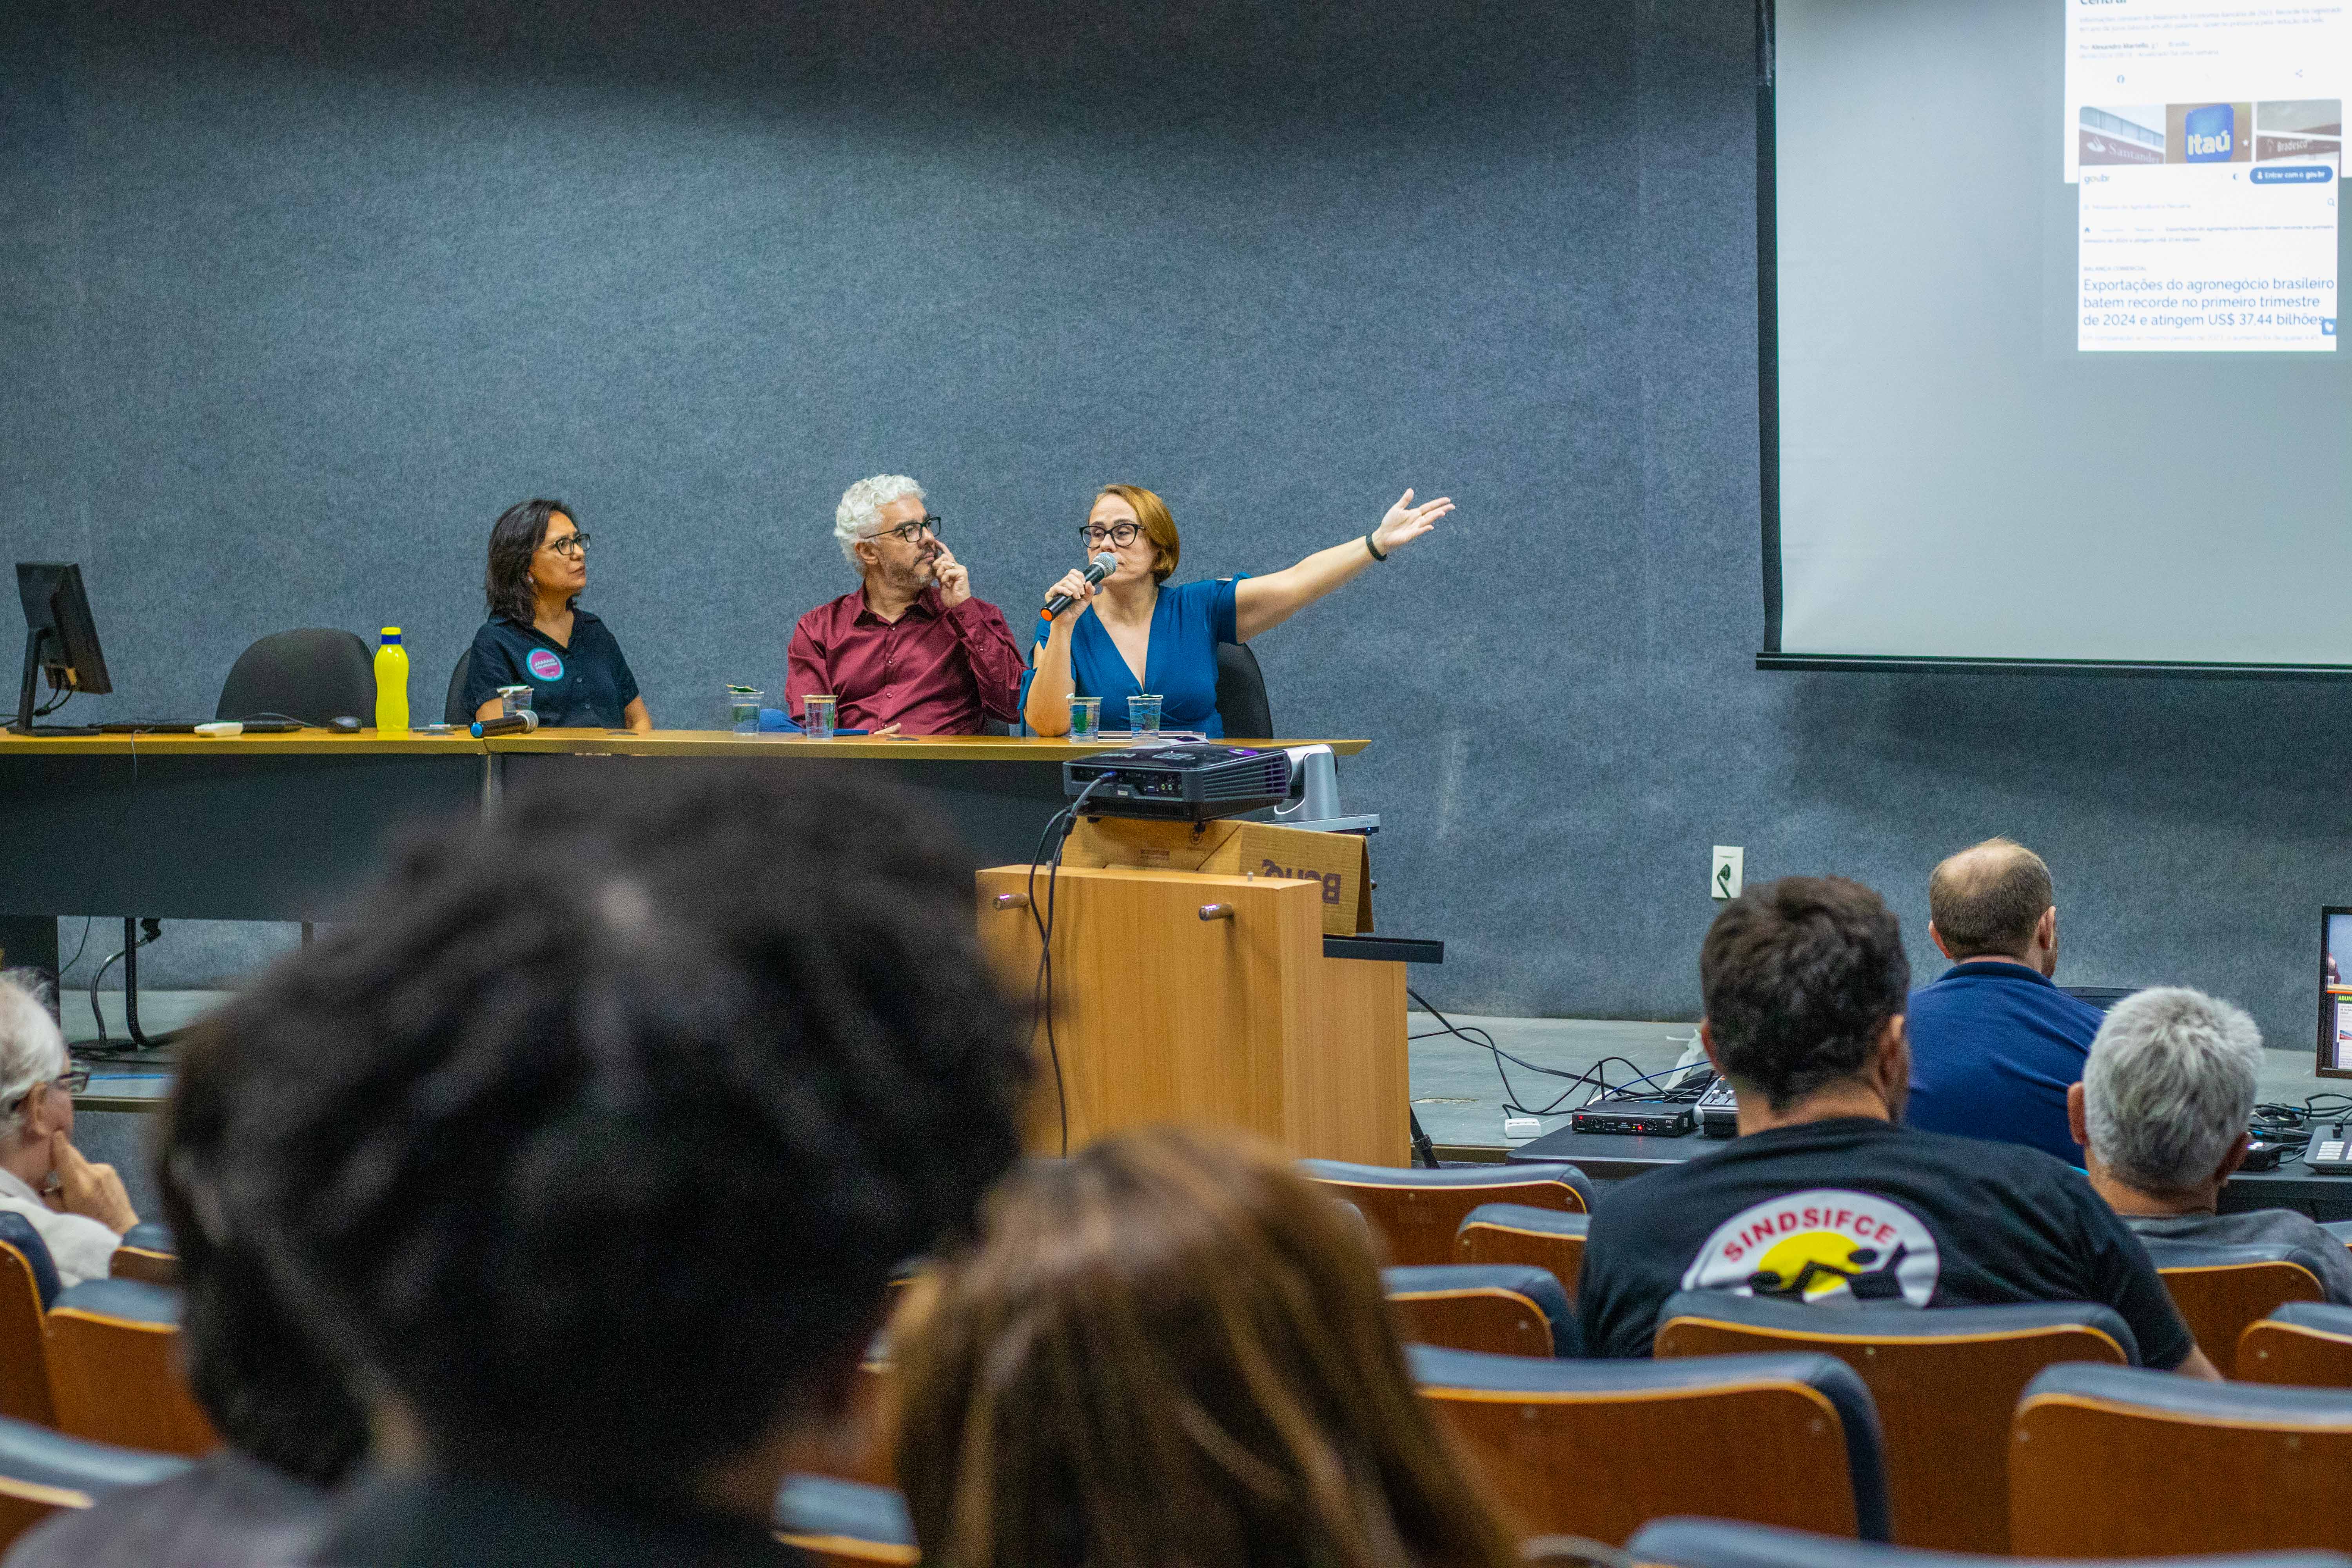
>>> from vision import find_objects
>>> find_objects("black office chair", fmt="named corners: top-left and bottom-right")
top-left (214, 628), bottom-right (374, 724)
top-left (1629, 1516), bottom-right (2352, 1568)
top-left (1216, 641), bottom-right (1272, 737)
top-left (2061, 986), bottom-right (2141, 1011)
top-left (445, 649), bottom-right (473, 726)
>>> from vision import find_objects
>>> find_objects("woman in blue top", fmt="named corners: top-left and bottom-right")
top-left (1024, 483), bottom-right (1453, 737)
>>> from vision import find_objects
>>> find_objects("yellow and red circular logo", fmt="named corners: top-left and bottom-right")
top-left (1681, 1189), bottom-right (1938, 1306)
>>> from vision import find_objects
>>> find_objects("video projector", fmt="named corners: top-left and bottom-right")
top-left (1063, 744), bottom-right (1296, 822)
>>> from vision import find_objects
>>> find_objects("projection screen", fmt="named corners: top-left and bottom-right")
top-left (1762, 0), bottom-right (2352, 672)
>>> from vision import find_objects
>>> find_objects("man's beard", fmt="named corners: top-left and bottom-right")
top-left (886, 554), bottom-right (937, 594)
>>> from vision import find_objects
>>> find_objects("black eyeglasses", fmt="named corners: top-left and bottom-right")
top-left (865, 516), bottom-right (943, 547)
top-left (543, 533), bottom-right (593, 559)
top-left (10, 1069), bottom-right (88, 1110)
top-left (1078, 522), bottom-right (1142, 548)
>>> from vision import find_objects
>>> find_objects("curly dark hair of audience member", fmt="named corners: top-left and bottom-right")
top-left (1698, 876), bottom-right (1910, 1111)
top-left (484, 498), bottom-right (575, 624)
top-left (894, 1125), bottom-right (1522, 1568)
top-left (206, 767), bottom-right (1034, 1506)
top-left (153, 1026), bottom-right (370, 1489)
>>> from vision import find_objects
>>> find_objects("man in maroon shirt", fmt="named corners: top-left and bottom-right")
top-left (786, 475), bottom-right (1025, 735)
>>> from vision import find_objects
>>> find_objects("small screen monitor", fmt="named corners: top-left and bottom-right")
top-left (13, 563), bottom-right (110, 733)
top-left (2321, 908), bottom-right (2352, 1077)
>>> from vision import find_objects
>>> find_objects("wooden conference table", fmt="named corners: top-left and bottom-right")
top-left (0, 728), bottom-right (1370, 926)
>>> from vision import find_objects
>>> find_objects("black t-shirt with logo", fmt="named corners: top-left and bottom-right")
top-left (1575, 1117), bottom-right (2194, 1367)
top-left (463, 612), bottom-right (641, 730)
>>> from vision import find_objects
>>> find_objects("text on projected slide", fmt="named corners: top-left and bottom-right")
top-left (2065, 1), bottom-right (2346, 351)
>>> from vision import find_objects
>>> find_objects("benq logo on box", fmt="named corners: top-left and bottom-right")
top-left (2184, 103), bottom-right (2235, 162)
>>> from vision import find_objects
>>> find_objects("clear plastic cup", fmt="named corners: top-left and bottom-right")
top-left (1127, 694), bottom-right (1164, 735)
top-left (726, 686), bottom-right (764, 734)
top-left (803, 695), bottom-right (838, 739)
top-left (1068, 696), bottom-right (1103, 741)
top-left (498, 685), bottom-right (534, 720)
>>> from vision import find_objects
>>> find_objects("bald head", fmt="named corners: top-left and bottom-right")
top-left (1928, 838), bottom-right (2055, 962)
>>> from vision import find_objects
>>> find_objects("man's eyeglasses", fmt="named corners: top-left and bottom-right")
top-left (1078, 522), bottom-right (1142, 548)
top-left (543, 533), bottom-right (592, 559)
top-left (864, 516), bottom-right (944, 548)
top-left (11, 1069), bottom-right (88, 1110)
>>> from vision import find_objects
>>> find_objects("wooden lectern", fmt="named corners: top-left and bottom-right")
top-left (976, 864), bottom-right (1408, 1165)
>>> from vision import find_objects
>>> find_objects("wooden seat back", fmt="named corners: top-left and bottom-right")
top-left (0, 1412), bottom-right (191, 1552)
top-left (1454, 1203), bottom-right (1588, 1303)
top-left (2240, 1302), bottom-right (2352, 1387)
top-left (2142, 1241), bottom-right (2328, 1376)
top-left (775, 1475), bottom-right (918, 1568)
top-left (1410, 1344), bottom-right (1889, 1545)
top-left (0, 1225), bottom-right (57, 1428)
top-left (1385, 1264), bottom-right (1566, 1357)
top-left (44, 1281), bottom-right (218, 1457)
top-left (1654, 1293), bottom-right (2132, 1553)
top-left (1299, 1160), bottom-right (1592, 1266)
top-left (2012, 1364), bottom-right (2352, 1556)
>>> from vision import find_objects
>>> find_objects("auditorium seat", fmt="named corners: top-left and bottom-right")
top-left (2323, 1220), bottom-right (2352, 1250)
top-left (215, 628), bottom-right (375, 725)
top-left (2138, 1238), bottom-right (2328, 1376)
top-left (1383, 1264), bottom-right (1575, 1357)
top-left (1409, 1343), bottom-right (1890, 1544)
top-left (774, 1475), bottom-right (918, 1568)
top-left (1299, 1161), bottom-right (1593, 1267)
top-left (107, 1221), bottom-right (178, 1288)
top-left (0, 1414), bottom-right (191, 1551)
top-left (1454, 1203), bottom-right (1587, 1302)
top-left (1653, 1292), bottom-right (2134, 1554)
top-left (1628, 1515), bottom-right (2352, 1568)
top-left (2238, 1302), bottom-right (2352, 1387)
top-left (0, 1216), bottom-right (58, 1428)
top-left (2011, 1365), bottom-right (2352, 1555)
top-left (44, 1280), bottom-right (218, 1456)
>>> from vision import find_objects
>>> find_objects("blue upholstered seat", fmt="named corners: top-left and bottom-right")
top-left (1383, 1263), bottom-right (1579, 1357)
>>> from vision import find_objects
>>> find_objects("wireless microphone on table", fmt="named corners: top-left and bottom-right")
top-left (470, 711), bottom-right (540, 737)
top-left (1043, 553), bottom-right (1118, 619)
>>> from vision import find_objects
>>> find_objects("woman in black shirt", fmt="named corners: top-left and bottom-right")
top-left (463, 499), bottom-right (652, 733)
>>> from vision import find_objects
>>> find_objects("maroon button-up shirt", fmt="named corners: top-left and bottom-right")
top-left (785, 586), bottom-right (1025, 735)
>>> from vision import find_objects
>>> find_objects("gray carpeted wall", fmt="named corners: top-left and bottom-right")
top-left (4, 0), bottom-right (2345, 1053)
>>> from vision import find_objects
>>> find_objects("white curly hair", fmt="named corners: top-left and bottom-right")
top-left (833, 475), bottom-right (926, 567)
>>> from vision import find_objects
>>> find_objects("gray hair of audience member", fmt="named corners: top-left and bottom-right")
top-left (2083, 987), bottom-right (2263, 1195)
top-left (834, 474), bottom-right (926, 565)
top-left (1927, 837), bottom-right (2054, 959)
top-left (0, 978), bottom-right (65, 1142)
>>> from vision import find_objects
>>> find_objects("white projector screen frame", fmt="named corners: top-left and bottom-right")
top-left (1757, 0), bottom-right (2352, 677)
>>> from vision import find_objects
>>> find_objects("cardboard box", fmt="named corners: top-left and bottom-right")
top-left (1063, 817), bottom-right (1372, 935)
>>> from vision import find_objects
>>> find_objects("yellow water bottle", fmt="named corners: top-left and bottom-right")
top-left (373, 627), bottom-right (410, 733)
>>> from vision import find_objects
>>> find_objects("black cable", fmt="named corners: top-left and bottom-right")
top-left (1027, 778), bottom-right (1110, 1158)
top-left (1407, 986), bottom-right (1713, 1118)
top-left (29, 688), bottom-right (70, 720)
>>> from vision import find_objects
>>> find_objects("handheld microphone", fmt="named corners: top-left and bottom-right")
top-left (1043, 553), bottom-right (1118, 619)
top-left (470, 711), bottom-right (541, 738)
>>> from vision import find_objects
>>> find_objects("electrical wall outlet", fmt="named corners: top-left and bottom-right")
top-left (1711, 846), bottom-right (1744, 900)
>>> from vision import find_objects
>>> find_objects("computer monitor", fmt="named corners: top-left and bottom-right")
top-left (2321, 907), bottom-right (2352, 1078)
top-left (13, 563), bottom-right (110, 734)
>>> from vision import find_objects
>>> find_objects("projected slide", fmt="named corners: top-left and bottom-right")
top-left (2067, 2), bottom-right (2347, 351)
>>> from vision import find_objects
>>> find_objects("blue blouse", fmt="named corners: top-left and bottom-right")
top-left (1029, 577), bottom-right (1243, 737)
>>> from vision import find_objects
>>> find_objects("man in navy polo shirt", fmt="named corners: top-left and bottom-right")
top-left (1906, 838), bottom-right (2104, 1164)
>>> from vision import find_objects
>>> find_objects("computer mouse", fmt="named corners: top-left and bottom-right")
top-left (328, 715), bottom-right (361, 733)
